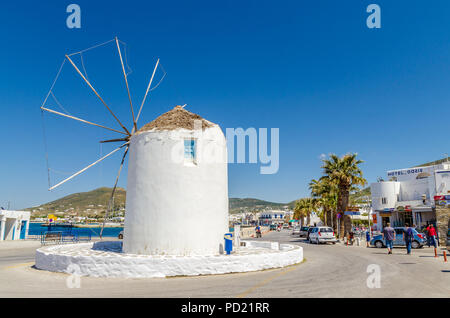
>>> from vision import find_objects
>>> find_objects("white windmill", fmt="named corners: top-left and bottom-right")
top-left (41, 37), bottom-right (164, 237)
top-left (41, 38), bottom-right (229, 255)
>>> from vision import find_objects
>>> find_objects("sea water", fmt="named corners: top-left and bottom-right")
top-left (28, 222), bottom-right (123, 238)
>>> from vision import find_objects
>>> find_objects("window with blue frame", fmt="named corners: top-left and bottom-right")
top-left (184, 139), bottom-right (196, 163)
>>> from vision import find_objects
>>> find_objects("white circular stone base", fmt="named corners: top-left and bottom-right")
top-left (35, 240), bottom-right (303, 278)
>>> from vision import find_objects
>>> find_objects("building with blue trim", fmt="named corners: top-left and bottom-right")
top-left (370, 162), bottom-right (450, 231)
top-left (0, 210), bottom-right (30, 241)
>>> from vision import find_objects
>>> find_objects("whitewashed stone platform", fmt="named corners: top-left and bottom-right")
top-left (35, 240), bottom-right (303, 278)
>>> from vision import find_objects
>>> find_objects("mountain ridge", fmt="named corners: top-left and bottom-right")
top-left (28, 157), bottom-right (446, 217)
top-left (27, 187), bottom-right (293, 216)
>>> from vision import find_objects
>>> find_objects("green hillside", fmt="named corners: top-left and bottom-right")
top-left (416, 157), bottom-right (450, 167)
top-left (27, 156), bottom-right (450, 218)
top-left (229, 198), bottom-right (290, 213)
top-left (28, 187), bottom-right (290, 216)
top-left (349, 187), bottom-right (371, 204)
top-left (27, 187), bottom-right (126, 217)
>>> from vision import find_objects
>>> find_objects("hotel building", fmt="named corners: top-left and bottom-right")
top-left (370, 162), bottom-right (450, 231)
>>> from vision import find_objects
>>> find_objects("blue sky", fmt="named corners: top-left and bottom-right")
top-left (1, 0), bottom-right (449, 209)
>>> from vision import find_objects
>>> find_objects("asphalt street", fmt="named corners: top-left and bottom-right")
top-left (0, 231), bottom-right (448, 297)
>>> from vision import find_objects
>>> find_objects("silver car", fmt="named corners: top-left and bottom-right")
top-left (309, 227), bottom-right (337, 244)
top-left (299, 226), bottom-right (310, 237)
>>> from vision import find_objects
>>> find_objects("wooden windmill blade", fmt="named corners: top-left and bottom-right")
top-left (134, 58), bottom-right (160, 132)
top-left (99, 137), bottom-right (130, 143)
top-left (41, 106), bottom-right (128, 136)
top-left (115, 37), bottom-right (137, 132)
top-left (48, 142), bottom-right (129, 191)
top-left (41, 37), bottom-right (166, 238)
top-left (100, 145), bottom-right (129, 239)
top-left (65, 54), bottom-right (131, 136)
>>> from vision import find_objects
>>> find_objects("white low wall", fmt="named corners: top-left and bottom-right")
top-left (239, 226), bottom-right (270, 239)
top-left (35, 240), bottom-right (303, 278)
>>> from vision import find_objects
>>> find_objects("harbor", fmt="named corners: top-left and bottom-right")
top-left (36, 222), bottom-right (123, 228)
top-left (28, 222), bottom-right (123, 238)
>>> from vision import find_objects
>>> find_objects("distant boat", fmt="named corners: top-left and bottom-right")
top-left (40, 222), bottom-right (74, 228)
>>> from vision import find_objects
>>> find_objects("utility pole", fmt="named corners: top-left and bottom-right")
top-left (365, 195), bottom-right (372, 238)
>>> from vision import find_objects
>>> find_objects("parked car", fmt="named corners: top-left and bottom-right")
top-left (306, 227), bottom-right (315, 240)
top-left (269, 224), bottom-right (277, 231)
top-left (308, 227), bottom-right (337, 244)
top-left (283, 223), bottom-right (290, 229)
top-left (292, 225), bottom-right (301, 235)
top-left (118, 230), bottom-right (123, 239)
top-left (370, 227), bottom-right (426, 249)
top-left (299, 226), bottom-right (310, 237)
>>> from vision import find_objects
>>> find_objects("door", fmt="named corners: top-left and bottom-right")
top-left (20, 221), bottom-right (27, 239)
top-left (402, 212), bottom-right (413, 227)
top-left (382, 217), bottom-right (390, 228)
top-left (394, 228), bottom-right (404, 246)
top-left (311, 228), bottom-right (318, 240)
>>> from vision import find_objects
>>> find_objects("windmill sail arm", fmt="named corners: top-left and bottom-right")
top-left (65, 54), bottom-right (131, 136)
top-left (135, 58), bottom-right (160, 128)
top-left (100, 145), bottom-right (129, 238)
top-left (41, 107), bottom-right (128, 136)
top-left (48, 142), bottom-right (129, 191)
top-left (100, 137), bottom-right (130, 143)
top-left (115, 37), bottom-right (137, 132)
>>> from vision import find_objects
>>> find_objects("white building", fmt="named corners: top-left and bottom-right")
top-left (259, 210), bottom-right (287, 225)
top-left (123, 106), bottom-right (228, 256)
top-left (0, 210), bottom-right (30, 241)
top-left (308, 211), bottom-right (323, 226)
top-left (258, 210), bottom-right (295, 225)
top-left (371, 162), bottom-right (450, 231)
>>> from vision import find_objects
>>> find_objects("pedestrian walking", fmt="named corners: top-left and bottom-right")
top-left (366, 229), bottom-right (371, 248)
top-left (383, 222), bottom-right (395, 254)
top-left (349, 231), bottom-right (354, 245)
top-left (403, 223), bottom-right (414, 255)
top-left (255, 225), bottom-right (262, 238)
top-left (426, 224), bottom-right (438, 249)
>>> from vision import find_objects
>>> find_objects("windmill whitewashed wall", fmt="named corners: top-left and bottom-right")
top-left (123, 107), bottom-right (229, 256)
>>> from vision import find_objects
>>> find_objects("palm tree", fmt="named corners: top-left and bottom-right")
top-left (309, 178), bottom-right (338, 229)
top-left (294, 198), bottom-right (315, 226)
top-left (294, 200), bottom-right (306, 227)
top-left (321, 153), bottom-right (366, 239)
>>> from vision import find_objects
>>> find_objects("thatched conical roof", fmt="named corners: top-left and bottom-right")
top-left (137, 106), bottom-right (214, 133)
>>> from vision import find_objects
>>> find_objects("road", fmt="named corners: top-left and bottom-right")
top-left (0, 231), bottom-right (448, 297)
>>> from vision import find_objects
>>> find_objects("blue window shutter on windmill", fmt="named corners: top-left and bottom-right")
top-left (184, 139), bottom-right (196, 160)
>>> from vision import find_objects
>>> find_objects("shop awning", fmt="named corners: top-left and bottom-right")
top-left (412, 206), bottom-right (433, 212)
top-left (395, 200), bottom-right (433, 212)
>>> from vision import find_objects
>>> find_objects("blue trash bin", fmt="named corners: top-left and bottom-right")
top-left (224, 233), bottom-right (233, 255)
